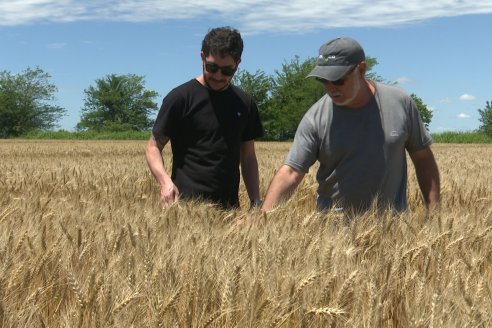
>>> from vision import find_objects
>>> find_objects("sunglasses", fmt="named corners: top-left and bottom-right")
top-left (204, 61), bottom-right (237, 76)
top-left (316, 64), bottom-right (358, 86)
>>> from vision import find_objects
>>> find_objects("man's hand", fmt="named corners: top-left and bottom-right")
top-left (233, 210), bottom-right (267, 227)
top-left (159, 183), bottom-right (180, 207)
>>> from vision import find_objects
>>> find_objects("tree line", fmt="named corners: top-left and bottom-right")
top-left (1, 58), bottom-right (491, 139)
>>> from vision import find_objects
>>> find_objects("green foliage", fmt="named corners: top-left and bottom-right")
top-left (410, 94), bottom-right (433, 129)
top-left (0, 67), bottom-right (65, 138)
top-left (19, 129), bottom-right (491, 143)
top-left (364, 57), bottom-right (386, 83)
top-left (233, 69), bottom-right (273, 110)
top-left (233, 55), bottom-right (424, 141)
top-left (23, 129), bottom-right (151, 140)
top-left (234, 57), bottom-right (325, 140)
top-left (77, 74), bottom-right (159, 132)
top-left (431, 131), bottom-right (492, 144)
top-left (478, 101), bottom-right (492, 137)
top-left (265, 56), bottom-right (325, 140)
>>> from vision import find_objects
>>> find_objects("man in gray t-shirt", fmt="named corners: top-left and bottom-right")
top-left (261, 37), bottom-right (440, 214)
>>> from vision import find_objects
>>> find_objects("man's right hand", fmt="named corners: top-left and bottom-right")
top-left (159, 183), bottom-right (180, 206)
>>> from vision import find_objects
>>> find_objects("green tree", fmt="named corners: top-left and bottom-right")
top-left (365, 57), bottom-right (386, 82)
top-left (265, 56), bottom-right (325, 140)
top-left (233, 55), bottom-right (431, 140)
top-left (0, 67), bottom-right (65, 138)
top-left (262, 55), bottom-right (383, 140)
top-left (410, 94), bottom-right (433, 129)
top-left (233, 69), bottom-right (273, 110)
top-left (478, 100), bottom-right (492, 136)
top-left (77, 74), bottom-right (159, 131)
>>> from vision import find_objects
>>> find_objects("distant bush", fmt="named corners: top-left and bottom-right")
top-left (431, 131), bottom-right (492, 144)
top-left (21, 129), bottom-right (151, 140)
top-left (12, 129), bottom-right (492, 143)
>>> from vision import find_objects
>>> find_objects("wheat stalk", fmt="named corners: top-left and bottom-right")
top-left (294, 272), bottom-right (320, 300)
top-left (0, 207), bottom-right (19, 225)
top-left (127, 223), bottom-right (137, 248)
top-left (307, 306), bottom-right (346, 317)
top-left (1, 141), bottom-right (491, 327)
top-left (318, 275), bottom-right (335, 305)
top-left (13, 231), bottom-right (28, 254)
top-left (335, 270), bottom-right (358, 311)
top-left (67, 267), bottom-right (85, 308)
top-left (112, 292), bottom-right (141, 315)
top-left (160, 285), bottom-right (184, 315)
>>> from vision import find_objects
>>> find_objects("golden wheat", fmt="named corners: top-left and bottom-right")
top-left (0, 140), bottom-right (491, 327)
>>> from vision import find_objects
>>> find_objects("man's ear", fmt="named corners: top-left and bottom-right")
top-left (358, 61), bottom-right (367, 76)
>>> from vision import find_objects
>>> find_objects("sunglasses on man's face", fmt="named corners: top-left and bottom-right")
top-left (316, 64), bottom-right (358, 86)
top-left (204, 61), bottom-right (237, 76)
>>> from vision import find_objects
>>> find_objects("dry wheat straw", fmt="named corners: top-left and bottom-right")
top-left (294, 272), bottom-right (320, 300)
top-left (335, 270), bottom-right (358, 310)
top-left (367, 280), bottom-right (377, 327)
top-left (307, 306), bottom-right (346, 317)
top-left (1, 141), bottom-right (491, 327)
top-left (160, 285), bottom-right (184, 315)
top-left (13, 231), bottom-right (28, 254)
top-left (77, 227), bottom-right (82, 250)
top-left (67, 267), bottom-right (85, 308)
top-left (254, 297), bottom-right (271, 324)
top-left (200, 310), bottom-right (222, 328)
top-left (318, 275), bottom-right (335, 305)
top-left (127, 223), bottom-right (137, 248)
top-left (0, 207), bottom-right (18, 225)
top-left (112, 292), bottom-right (141, 315)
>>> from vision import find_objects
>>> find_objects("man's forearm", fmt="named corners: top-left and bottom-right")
top-left (241, 158), bottom-right (260, 201)
top-left (240, 141), bottom-right (261, 203)
top-left (410, 147), bottom-right (441, 210)
top-left (261, 165), bottom-right (305, 211)
top-left (145, 136), bottom-right (172, 187)
top-left (417, 165), bottom-right (440, 209)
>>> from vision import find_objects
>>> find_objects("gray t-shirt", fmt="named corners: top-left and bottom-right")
top-left (285, 82), bottom-right (432, 212)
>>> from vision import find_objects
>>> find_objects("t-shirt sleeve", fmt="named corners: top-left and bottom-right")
top-left (241, 99), bottom-right (264, 141)
top-left (405, 97), bottom-right (433, 153)
top-left (284, 115), bottom-right (319, 173)
top-left (152, 90), bottom-right (184, 140)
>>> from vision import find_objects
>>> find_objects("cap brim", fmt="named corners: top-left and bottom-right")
top-left (306, 65), bottom-right (352, 81)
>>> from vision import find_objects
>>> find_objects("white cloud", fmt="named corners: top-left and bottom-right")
top-left (439, 97), bottom-right (452, 104)
top-left (395, 76), bottom-right (411, 84)
top-left (1, 1), bottom-right (492, 33)
top-left (47, 42), bottom-right (67, 49)
top-left (457, 113), bottom-right (471, 119)
top-left (460, 93), bottom-right (476, 101)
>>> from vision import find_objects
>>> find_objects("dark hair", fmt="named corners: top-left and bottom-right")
top-left (201, 26), bottom-right (243, 62)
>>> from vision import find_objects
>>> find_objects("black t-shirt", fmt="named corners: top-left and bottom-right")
top-left (152, 79), bottom-right (263, 208)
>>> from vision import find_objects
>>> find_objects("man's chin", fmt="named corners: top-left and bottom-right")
top-left (210, 83), bottom-right (229, 91)
top-left (205, 77), bottom-right (229, 91)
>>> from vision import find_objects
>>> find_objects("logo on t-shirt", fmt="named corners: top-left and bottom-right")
top-left (390, 130), bottom-right (399, 137)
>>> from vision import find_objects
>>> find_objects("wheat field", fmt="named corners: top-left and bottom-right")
top-left (0, 140), bottom-right (491, 327)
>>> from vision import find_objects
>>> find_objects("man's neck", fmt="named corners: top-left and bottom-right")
top-left (345, 79), bottom-right (375, 109)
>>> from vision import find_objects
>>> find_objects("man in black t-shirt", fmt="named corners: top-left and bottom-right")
top-left (145, 27), bottom-right (263, 209)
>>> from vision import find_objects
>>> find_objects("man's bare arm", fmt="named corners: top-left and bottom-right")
top-left (145, 135), bottom-right (180, 205)
top-left (409, 146), bottom-right (440, 211)
top-left (261, 165), bottom-right (305, 211)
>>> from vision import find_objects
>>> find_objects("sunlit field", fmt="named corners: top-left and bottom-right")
top-left (1, 140), bottom-right (491, 327)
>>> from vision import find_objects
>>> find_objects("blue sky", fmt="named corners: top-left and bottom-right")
top-left (1, 1), bottom-right (491, 133)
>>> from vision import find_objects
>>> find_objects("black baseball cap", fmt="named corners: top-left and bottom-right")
top-left (307, 37), bottom-right (366, 81)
